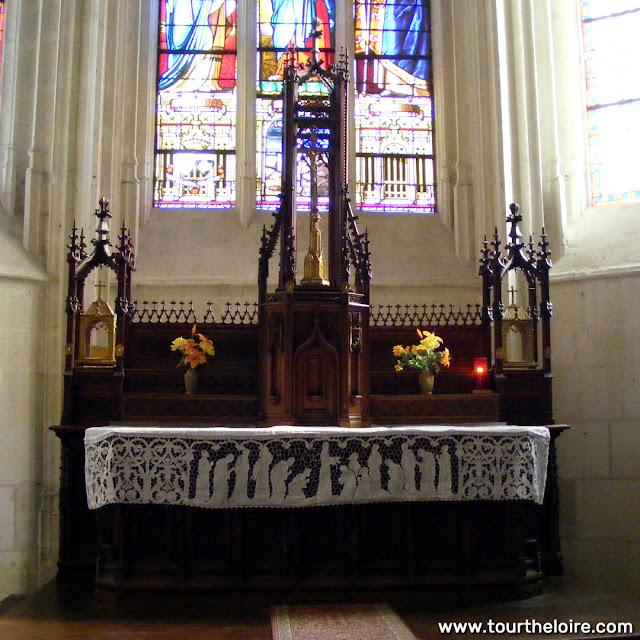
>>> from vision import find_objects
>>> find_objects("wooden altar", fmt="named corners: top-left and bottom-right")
top-left (86, 425), bottom-right (550, 601)
top-left (51, 47), bottom-right (566, 600)
top-left (51, 205), bottom-right (565, 595)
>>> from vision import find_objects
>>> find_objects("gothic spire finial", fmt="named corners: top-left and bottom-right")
top-left (506, 202), bottom-right (523, 248)
top-left (93, 197), bottom-right (112, 256)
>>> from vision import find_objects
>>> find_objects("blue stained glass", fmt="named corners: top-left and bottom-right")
top-left (354, 0), bottom-right (434, 213)
top-left (582, 11), bottom-right (640, 107)
top-left (257, 0), bottom-right (335, 96)
top-left (587, 101), bottom-right (640, 204)
top-left (381, 0), bottom-right (429, 82)
top-left (153, 0), bottom-right (436, 213)
top-left (155, 0), bottom-right (238, 208)
top-left (159, 1), bottom-right (217, 90)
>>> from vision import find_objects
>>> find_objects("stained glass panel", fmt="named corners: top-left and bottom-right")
top-left (354, 0), bottom-right (434, 213)
top-left (256, 0), bottom-right (335, 210)
top-left (582, 0), bottom-right (640, 20)
top-left (257, 0), bottom-right (335, 96)
top-left (154, 0), bottom-right (238, 208)
top-left (256, 97), bottom-right (284, 209)
top-left (154, 0), bottom-right (435, 213)
top-left (582, 1), bottom-right (640, 205)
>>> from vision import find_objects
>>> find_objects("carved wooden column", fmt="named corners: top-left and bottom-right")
top-left (541, 425), bottom-right (569, 576)
top-left (53, 198), bottom-right (136, 575)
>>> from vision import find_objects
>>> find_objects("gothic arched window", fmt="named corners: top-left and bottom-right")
top-left (582, 0), bottom-right (640, 205)
top-left (154, 0), bottom-right (435, 214)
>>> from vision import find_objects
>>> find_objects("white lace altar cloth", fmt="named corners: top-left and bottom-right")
top-left (84, 425), bottom-right (550, 510)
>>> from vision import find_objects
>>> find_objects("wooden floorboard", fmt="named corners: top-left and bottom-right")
top-left (0, 577), bottom-right (638, 640)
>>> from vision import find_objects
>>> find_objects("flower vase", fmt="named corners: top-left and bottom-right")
top-left (184, 367), bottom-right (199, 395)
top-left (418, 370), bottom-right (435, 395)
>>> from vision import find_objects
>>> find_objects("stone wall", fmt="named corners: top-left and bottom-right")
top-left (553, 267), bottom-right (640, 593)
top-left (0, 229), bottom-right (56, 602)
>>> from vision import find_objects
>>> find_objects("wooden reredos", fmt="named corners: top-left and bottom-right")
top-left (54, 200), bottom-right (556, 575)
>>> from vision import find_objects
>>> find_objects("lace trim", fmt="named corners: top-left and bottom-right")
top-left (85, 426), bottom-right (549, 509)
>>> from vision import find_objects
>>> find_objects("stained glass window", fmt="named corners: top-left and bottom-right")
top-left (354, 0), bottom-right (434, 212)
top-left (256, 0), bottom-right (335, 210)
top-left (582, 0), bottom-right (640, 205)
top-left (154, 0), bottom-right (435, 213)
top-left (154, 0), bottom-right (238, 208)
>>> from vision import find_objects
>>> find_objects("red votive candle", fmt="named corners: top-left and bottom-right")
top-left (474, 357), bottom-right (489, 391)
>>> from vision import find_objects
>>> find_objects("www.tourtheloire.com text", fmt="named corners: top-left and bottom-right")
top-left (437, 619), bottom-right (635, 635)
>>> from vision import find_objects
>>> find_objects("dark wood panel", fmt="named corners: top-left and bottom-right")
top-left (370, 393), bottom-right (500, 424)
top-left (121, 393), bottom-right (260, 422)
top-left (94, 500), bottom-right (543, 599)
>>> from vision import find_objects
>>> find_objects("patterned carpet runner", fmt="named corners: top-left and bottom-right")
top-left (271, 603), bottom-right (418, 640)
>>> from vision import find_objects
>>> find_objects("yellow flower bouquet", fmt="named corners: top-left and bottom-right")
top-left (170, 324), bottom-right (215, 369)
top-left (393, 329), bottom-right (451, 373)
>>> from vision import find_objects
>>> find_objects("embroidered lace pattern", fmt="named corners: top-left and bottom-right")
top-left (84, 425), bottom-right (549, 509)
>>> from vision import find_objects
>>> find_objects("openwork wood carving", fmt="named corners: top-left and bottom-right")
top-left (479, 203), bottom-right (554, 424)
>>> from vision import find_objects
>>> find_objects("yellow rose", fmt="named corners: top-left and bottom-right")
top-left (394, 364), bottom-right (403, 372)
top-left (170, 337), bottom-right (188, 351)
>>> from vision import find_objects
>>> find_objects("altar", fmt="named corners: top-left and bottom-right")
top-left (86, 425), bottom-right (549, 509)
top-left (53, 44), bottom-right (566, 603)
top-left (87, 425), bottom-right (551, 601)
